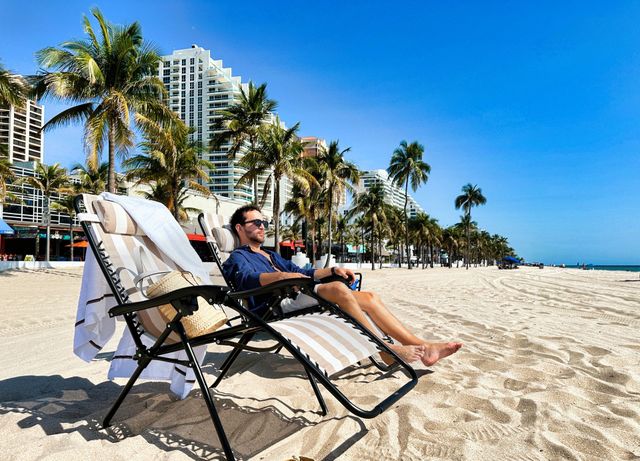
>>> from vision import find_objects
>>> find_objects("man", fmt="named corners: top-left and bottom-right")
top-left (223, 205), bottom-right (462, 366)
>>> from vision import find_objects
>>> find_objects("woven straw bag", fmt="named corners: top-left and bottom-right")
top-left (146, 270), bottom-right (228, 338)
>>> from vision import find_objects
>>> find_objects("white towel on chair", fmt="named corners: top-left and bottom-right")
top-left (102, 192), bottom-right (210, 283)
top-left (73, 194), bottom-right (211, 399)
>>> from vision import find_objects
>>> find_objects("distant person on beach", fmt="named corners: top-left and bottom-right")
top-left (223, 204), bottom-right (463, 366)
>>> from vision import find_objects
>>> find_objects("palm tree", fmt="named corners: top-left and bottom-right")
top-left (0, 62), bottom-right (26, 108)
top-left (1, 63), bottom-right (27, 157)
top-left (409, 213), bottom-right (431, 269)
top-left (18, 163), bottom-right (70, 262)
top-left (315, 141), bottom-right (360, 267)
top-left (236, 119), bottom-right (312, 253)
top-left (353, 214), bottom-right (367, 266)
top-left (51, 195), bottom-right (76, 261)
top-left (442, 226), bottom-right (462, 268)
top-left (387, 140), bottom-right (431, 269)
top-left (280, 222), bottom-right (302, 242)
top-left (454, 183), bottom-right (487, 269)
top-left (31, 7), bottom-right (170, 193)
top-left (70, 161), bottom-right (109, 194)
top-left (0, 158), bottom-right (15, 204)
top-left (284, 182), bottom-right (321, 263)
top-left (138, 182), bottom-right (202, 222)
top-left (335, 215), bottom-right (348, 263)
top-left (346, 184), bottom-right (388, 270)
top-left (212, 82), bottom-right (277, 204)
top-left (123, 116), bottom-right (213, 221)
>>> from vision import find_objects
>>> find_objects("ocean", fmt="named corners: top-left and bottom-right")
top-left (566, 265), bottom-right (640, 272)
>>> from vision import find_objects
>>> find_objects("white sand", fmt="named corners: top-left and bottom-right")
top-left (1, 266), bottom-right (639, 460)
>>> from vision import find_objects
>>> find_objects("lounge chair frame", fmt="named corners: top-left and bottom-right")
top-left (76, 196), bottom-right (418, 461)
top-left (196, 212), bottom-right (395, 374)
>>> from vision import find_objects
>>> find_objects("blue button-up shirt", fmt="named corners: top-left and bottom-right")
top-left (222, 245), bottom-right (315, 313)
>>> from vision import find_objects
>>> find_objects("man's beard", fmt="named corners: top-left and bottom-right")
top-left (249, 232), bottom-right (265, 245)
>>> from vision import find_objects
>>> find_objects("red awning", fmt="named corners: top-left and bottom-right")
top-left (66, 240), bottom-right (89, 248)
top-left (279, 240), bottom-right (305, 248)
top-left (186, 233), bottom-right (206, 242)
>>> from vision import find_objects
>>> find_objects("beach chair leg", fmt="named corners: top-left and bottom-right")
top-left (182, 336), bottom-right (236, 461)
top-left (103, 357), bottom-right (150, 428)
top-left (211, 331), bottom-right (255, 388)
top-left (305, 368), bottom-right (328, 416)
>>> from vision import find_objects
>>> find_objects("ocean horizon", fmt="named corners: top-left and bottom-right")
top-left (564, 265), bottom-right (640, 273)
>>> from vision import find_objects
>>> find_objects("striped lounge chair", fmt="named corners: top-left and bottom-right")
top-left (198, 212), bottom-right (396, 373)
top-left (75, 195), bottom-right (417, 461)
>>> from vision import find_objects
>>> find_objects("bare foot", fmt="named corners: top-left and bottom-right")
top-left (381, 344), bottom-right (425, 365)
top-left (421, 342), bottom-right (463, 366)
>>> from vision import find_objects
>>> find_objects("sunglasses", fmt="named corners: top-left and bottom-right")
top-left (243, 218), bottom-right (269, 229)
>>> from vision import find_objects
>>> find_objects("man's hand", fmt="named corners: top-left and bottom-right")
top-left (333, 267), bottom-right (356, 283)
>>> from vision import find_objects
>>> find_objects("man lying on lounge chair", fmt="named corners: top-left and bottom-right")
top-left (222, 205), bottom-right (463, 366)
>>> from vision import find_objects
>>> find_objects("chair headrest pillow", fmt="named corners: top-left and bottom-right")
top-left (93, 200), bottom-right (144, 236)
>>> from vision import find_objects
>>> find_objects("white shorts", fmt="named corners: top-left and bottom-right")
top-left (280, 285), bottom-right (320, 313)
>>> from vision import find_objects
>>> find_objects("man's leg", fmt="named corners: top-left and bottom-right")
top-left (352, 290), bottom-right (463, 366)
top-left (315, 282), bottom-right (424, 363)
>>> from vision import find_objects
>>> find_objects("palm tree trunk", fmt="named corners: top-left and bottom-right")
top-left (370, 222), bottom-right (375, 271)
top-left (70, 221), bottom-right (74, 262)
top-left (45, 196), bottom-right (51, 263)
top-left (360, 226), bottom-right (364, 267)
top-left (324, 193), bottom-right (333, 268)
top-left (466, 212), bottom-right (470, 270)
top-left (107, 123), bottom-right (116, 194)
top-left (430, 242), bottom-right (434, 268)
top-left (273, 177), bottom-right (281, 255)
top-left (403, 179), bottom-right (411, 269)
top-left (310, 221), bottom-right (316, 265)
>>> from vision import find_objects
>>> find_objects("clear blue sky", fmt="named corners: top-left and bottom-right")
top-left (1, 1), bottom-right (639, 265)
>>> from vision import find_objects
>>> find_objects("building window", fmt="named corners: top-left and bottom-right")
top-left (190, 58), bottom-right (194, 64)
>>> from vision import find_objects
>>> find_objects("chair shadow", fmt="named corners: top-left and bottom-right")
top-left (0, 374), bottom-right (315, 460)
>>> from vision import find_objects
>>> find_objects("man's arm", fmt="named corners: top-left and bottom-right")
top-left (259, 271), bottom-right (309, 286)
top-left (313, 266), bottom-right (356, 283)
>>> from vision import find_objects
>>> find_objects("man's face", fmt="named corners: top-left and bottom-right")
top-left (236, 209), bottom-right (266, 246)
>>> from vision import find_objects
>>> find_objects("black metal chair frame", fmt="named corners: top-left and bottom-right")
top-left (196, 213), bottom-right (395, 375)
top-left (76, 196), bottom-right (418, 461)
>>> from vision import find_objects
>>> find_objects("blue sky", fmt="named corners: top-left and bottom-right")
top-left (1, 1), bottom-right (639, 265)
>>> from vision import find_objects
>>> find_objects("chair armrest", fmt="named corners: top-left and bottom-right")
top-left (229, 277), bottom-right (316, 300)
top-left (108, 285), bottom-right (229, 317)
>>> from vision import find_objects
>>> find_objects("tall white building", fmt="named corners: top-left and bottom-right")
top-left (0, 99), bottom-right (44, 164)
top-left (355, 169), bottom-right (425, 218)
top-left (158, 45), bottom-right (283, 211)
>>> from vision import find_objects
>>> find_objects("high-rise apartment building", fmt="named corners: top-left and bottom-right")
top-left (158, 45), bottom-right (281, 210)
top-left (355, 169), bottom-right (425, 218)
top-left (0, 99), bottom-right (44, 164)
top-left (301, 136), bottom-right (327, 158)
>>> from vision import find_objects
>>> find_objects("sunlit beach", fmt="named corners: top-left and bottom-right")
top-left (2, 2), bottom-right (639, 460)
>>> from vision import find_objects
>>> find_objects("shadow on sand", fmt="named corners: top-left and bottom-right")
top-left (0, 374), bottom-right (323, 460)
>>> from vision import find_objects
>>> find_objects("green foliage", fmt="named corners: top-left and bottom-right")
top-left (31, 7), bottom-right (171, 193)
top-left (123, 115), bottom-right (213, 221)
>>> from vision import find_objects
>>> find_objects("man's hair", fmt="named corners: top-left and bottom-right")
top-left (230, 204), bottom-right (262, 236)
